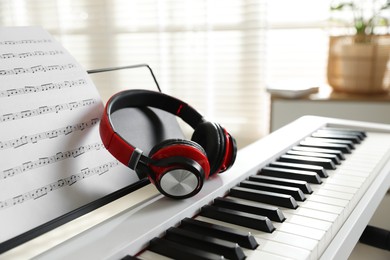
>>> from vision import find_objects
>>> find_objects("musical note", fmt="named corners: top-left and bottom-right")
top-left (0, 50), bottom-right (63, 60)
top-left (0, 160), bottom-right (120, 210)
top-left (0, 63), bottom-right (76, 76)
top-left (31, 187), bottom-right (48, 200)
top-left (0, 143), bottom-right (104, 181)
top-left (0, 118), bottom-right (100, 150)
top-left (0, 99), bottom-right (97, 123)
top-left (12, 195), bottom-right (25, 205)
top-left (2, 53), bottom-right (16, 59)
top-left (0, 38), bottom-right (52, 45)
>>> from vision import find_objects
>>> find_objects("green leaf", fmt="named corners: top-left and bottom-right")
top-left (330, 2), bottom-right (355, 11)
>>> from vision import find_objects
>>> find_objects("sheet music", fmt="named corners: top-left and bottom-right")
top-left (0, 27), bottom-right (139, 245)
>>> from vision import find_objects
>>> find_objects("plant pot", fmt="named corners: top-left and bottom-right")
top-left (327, 35), bottom-right (390, 94)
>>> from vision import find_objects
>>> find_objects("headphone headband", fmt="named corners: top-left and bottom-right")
top-left (100, 89), bottom-right (205, 170)
top-left (107, 89), bottom-right (205, 129)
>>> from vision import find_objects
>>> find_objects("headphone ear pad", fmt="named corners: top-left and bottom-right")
top-left (191, 122), bottom-right (225, 175)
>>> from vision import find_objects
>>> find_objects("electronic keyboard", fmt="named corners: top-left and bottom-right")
top-left (2, 116), bottom-right (390, 260)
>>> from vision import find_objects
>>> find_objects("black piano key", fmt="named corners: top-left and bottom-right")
top-left (165, 227), bottom-right (246, 260)
top-left (239, 180), bottom-right (306, 201)
top-left (292, 146), bottom-right (345, 160)
top-left (300, 140), bottom-right (351, 153)
top-left (180, 217), bottom-right (259, 249)
top-left (200, 204), bottom-right (275, 233)
top-left (121, 255), bottom-right (140, 260)
top-left (269, 161), bottom-right (328, 178)
top-left (213, 196), bottom-right (286, 222)
top-left (249, 174), bottom-right (313, 194)
top-left (311, 132), bottom-right (361, 144)
top-left (229, 186), bottom-right (298, 209)
top-left (278, 154), bottom-right (336, 170)
top-left (149, 237), bottom-right (224, 260)
top-left (260, 165), bottom-right (323, 184)
top-left (305, 137), bottom-right (355, 149)
top-left (319, 128), bottom-right (366, 139)
top-left (286, 150), bottom-right (341, 165)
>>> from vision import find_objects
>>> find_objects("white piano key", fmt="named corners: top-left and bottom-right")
top-left (281, 212), bottom-right (333, 255)
top-left (299, 200), bottom-right (344, 215)
top-left (311, 186), bottom-right (355, 199)
top-left (195, 216), bottom-right (320, 260)
top-left (313, 192), bottom-right (354, 211)
top-left (307, 194), bottom-right (349, 208)
top-left (247, 238), bottom-right (313, 260)
top-left (282, 206), bottom-right (340, 242)
top-left (245, 250), bottom-right (295, 260)
top-left (274, 221), bottom-right (326, 240)
top-left (256, 230), bottom-right (318, 253)
top-left (142, 234), bottom-right (299, 260)
top-left (300, 200), bottom-right (345, 231)
top-left (283, 213), bottom-right (332, 232)
top-left (283, 207), bottom-right (338, 223)
top-left (322, 178), bottom-right (362, 188)
top-left (138, 250), bottom-right (173, 260)
top-left (328, 173), bottom-right (366, 183)
top-left (334, 167), bottom-right (371, 178)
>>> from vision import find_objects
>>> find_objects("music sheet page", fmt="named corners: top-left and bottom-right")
top-left (0, 27), bottom-right (138, 245)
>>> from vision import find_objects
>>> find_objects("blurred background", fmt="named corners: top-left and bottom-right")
top-left (0, 0), bottom-right (339, 148)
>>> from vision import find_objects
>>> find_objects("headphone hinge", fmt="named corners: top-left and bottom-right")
top-left (128, 148), bottom-right (143, 170)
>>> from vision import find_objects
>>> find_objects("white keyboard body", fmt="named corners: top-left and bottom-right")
top-left (2, 116), bottom-right (390, 260)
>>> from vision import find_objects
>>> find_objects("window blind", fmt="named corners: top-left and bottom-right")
top-left (0, 0), bottom-right (332, 148)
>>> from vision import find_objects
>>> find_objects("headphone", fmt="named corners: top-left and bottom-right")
top-left (100, 89), bottom-right (237, 199)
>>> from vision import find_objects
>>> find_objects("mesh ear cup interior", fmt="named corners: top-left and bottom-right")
top-left (191, 122), bottom-right (226, 175)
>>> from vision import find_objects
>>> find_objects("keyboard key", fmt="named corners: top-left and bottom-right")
top-left (278, 154), bottom-right (336, 170)
top-left (286, 150), bottom-right (341, 165)
top-left (148, 237), bottom-right (224, 260)
top-left (269, 161), bottom-right (328, 178)
top-left (305, 137), bottom-right (355, 149)
top-left (213, 196), bottom-right (286, 222)
top-left (200, 204), bottom-right (275, 233)
top-left (239, 180), bottom-right (306, 201)
top-left (299, 140), bottom-right (351, 153)
top-left (311, 132), bottom-right (361, 144)
top-left (121, 255), bottom-right (141, 260)
top-left (196, 216), bottom-right (317, 260)
top-left (165, 227), bottom-right (246, 260)
top-left (292, 146), bottom-right (345, 160)
top-left (318, 128), bottom-right (366, 139)
top-left (137, 250), bottom-right (172, 260)
top-left (229, 186), bottom-right (298, 209)
top-left (249, 174), bottom-right (313, 194)
top-left (180, 218), bottom-right (259, 249)
top-left (260, 166), bottom-right (323, 183)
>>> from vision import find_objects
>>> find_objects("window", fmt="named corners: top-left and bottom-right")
top-left (0, 0), bottom-right (331, 148)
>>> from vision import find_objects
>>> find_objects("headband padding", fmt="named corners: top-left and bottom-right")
top-left (107, 89), bottom-right (205, 129)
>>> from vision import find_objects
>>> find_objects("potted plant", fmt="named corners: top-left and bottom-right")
top-left (327, 0), bottom-right (390, 94)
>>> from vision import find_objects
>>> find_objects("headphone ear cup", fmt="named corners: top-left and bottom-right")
top-left (147, 139), bottom-right (210, 199)
top-left (149, 139), bottom-right (206, 159)
top-left (191, 122), bottom-right (226, 175)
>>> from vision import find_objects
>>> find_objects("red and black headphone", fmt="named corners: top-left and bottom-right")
top-left (100, 89), bottom-right (237, 199)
